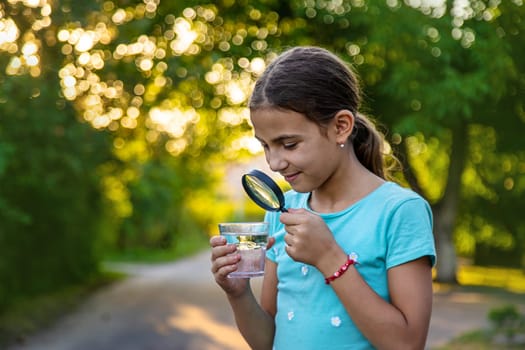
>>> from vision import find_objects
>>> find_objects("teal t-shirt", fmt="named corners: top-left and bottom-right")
top-left (265, 182), bottom-right (436, 350)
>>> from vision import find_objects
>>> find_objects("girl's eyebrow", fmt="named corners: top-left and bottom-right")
top-left (255, 134), bottom-right (299, 144)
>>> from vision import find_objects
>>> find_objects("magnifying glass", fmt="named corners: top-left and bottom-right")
top-left (241, 169), bottom-right (287, 212)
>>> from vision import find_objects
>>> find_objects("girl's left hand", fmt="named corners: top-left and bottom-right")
top-left (279, 208), bottom-right (340, 267)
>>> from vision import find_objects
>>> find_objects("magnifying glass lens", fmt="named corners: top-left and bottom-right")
top-left (242, 170), bottom-right (286, 212)
top-left (244, 176), bottom-right (280, 209)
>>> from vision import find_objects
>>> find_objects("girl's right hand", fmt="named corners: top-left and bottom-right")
top-left (210, 235), bottom-right (250, 297)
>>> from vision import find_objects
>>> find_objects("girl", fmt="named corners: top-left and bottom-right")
top-left (210, 46), bottom-right (436, 350)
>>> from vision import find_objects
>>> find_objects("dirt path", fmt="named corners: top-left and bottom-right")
top-left (9, 251), bottom-right (525, 350)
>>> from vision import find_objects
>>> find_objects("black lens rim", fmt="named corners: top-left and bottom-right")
top-left (241, 169), bottom-right (286, 212)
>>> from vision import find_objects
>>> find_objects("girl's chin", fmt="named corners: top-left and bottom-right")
top-left (287, 174), bottom-right (316, 193)
top-left (289, 183), bottom-right (312, 194)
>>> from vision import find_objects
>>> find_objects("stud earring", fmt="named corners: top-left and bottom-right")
top-left (339, 143), bottom-right (345, 148)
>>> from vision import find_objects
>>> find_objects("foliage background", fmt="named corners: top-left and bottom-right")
top-left (0, 0), bottom-right (524, 311)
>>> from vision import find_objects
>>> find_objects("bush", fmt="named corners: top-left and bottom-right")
top-left (488, 304), bottom-right (525, 343)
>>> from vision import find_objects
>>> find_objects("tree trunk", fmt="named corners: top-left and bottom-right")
top-left (433, 122), bottom-right (469, 283)
top-left (433, 204), bottom-right (458, 283)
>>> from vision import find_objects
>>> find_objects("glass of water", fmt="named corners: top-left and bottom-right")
top-left (218, 222), bottom-right (269, 278)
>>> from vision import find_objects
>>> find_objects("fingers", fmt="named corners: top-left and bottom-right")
top-left (266, 236), bottom-right (276, 250)
top-left (280, 208), bottom-right (310, 225)
top-left (212, 253), bottom-right (241, 277)
top-left (209, 235), bottom-right (251, 297)
top-left (286, 208), bottom-right (304, 214)
top-left (283, 233), bottom-right (299, 261)
top-left (284, 240), bottom-right (297, 261)
top-left (210, 236), bottom-right (240, 277)
top-left (210, 235), bottom-right (226, 247)
top-left (284, 232), bottom-right (293, 247)
top-left (210, 236), bottom-right (233, 259)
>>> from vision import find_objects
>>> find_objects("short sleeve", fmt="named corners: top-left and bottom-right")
top-left (385, 197), bottom-right (436, 269)
top-left (264, 210), bottom-right (281, 263)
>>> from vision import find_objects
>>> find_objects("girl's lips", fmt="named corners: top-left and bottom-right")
top-left (284, 173), bottom-right (299, 183)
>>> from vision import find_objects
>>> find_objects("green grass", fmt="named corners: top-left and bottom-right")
top-left (434, 330), bottom-right (494, 350)
top-left (103, 231), bottom-right (211, 263)
top-left (435, 329), bottom-right (525, 350)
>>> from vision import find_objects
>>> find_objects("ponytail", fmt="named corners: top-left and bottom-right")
top-left (351, 113), bottom-right (399, 180)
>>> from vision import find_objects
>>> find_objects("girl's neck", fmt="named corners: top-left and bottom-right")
top-left (309, 159), bottom-right (384, 213)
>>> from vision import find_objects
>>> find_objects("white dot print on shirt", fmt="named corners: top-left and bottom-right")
top-left (331, 316), bottom-right (342, 327)
top-left (301, 265), bottom-right (309, 276)
top-left (287, 311), bottom-right (295, 321)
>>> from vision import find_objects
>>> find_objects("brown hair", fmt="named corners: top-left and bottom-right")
top-left (249, 46), bottom-right (392, 179)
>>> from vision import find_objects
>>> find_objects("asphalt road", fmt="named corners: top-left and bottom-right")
top-left (9, 251), bottom-right (525, 350)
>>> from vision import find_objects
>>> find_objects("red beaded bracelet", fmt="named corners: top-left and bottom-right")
top-left (324, 255), bottom-right (358, 284)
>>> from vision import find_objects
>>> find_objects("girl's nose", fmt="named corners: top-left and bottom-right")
top-left (266, 150), bottom-right (287, 172)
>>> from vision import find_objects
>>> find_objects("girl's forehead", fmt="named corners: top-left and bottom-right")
top-left (251, 107), bottom-right (300, 117)
top-left (251, 108), bottom-right (309, 125)
top-left (250, 108), bottom-right (324, 140)
top-left (252, 109), bottom-right (309, 130)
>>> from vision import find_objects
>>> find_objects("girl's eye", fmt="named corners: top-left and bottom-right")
top-left (283, 142), bottom-right (297, 149)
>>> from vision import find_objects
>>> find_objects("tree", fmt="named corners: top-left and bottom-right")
top-left (360, 1), bottom-right (525, 281)
top-left (1, 0), bottom-right (524, 307)
top-left (0, 1), bottom-right (116, 308)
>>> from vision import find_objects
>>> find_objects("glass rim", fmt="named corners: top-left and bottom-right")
top-left (218, 222), bottom-right (269, 233)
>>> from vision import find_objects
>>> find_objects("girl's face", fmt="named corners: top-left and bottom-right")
top-left (250, 108), bottom-right (343, 193)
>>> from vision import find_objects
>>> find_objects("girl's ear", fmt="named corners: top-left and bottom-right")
top-left (333, 110), bottom-right (355, 143)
